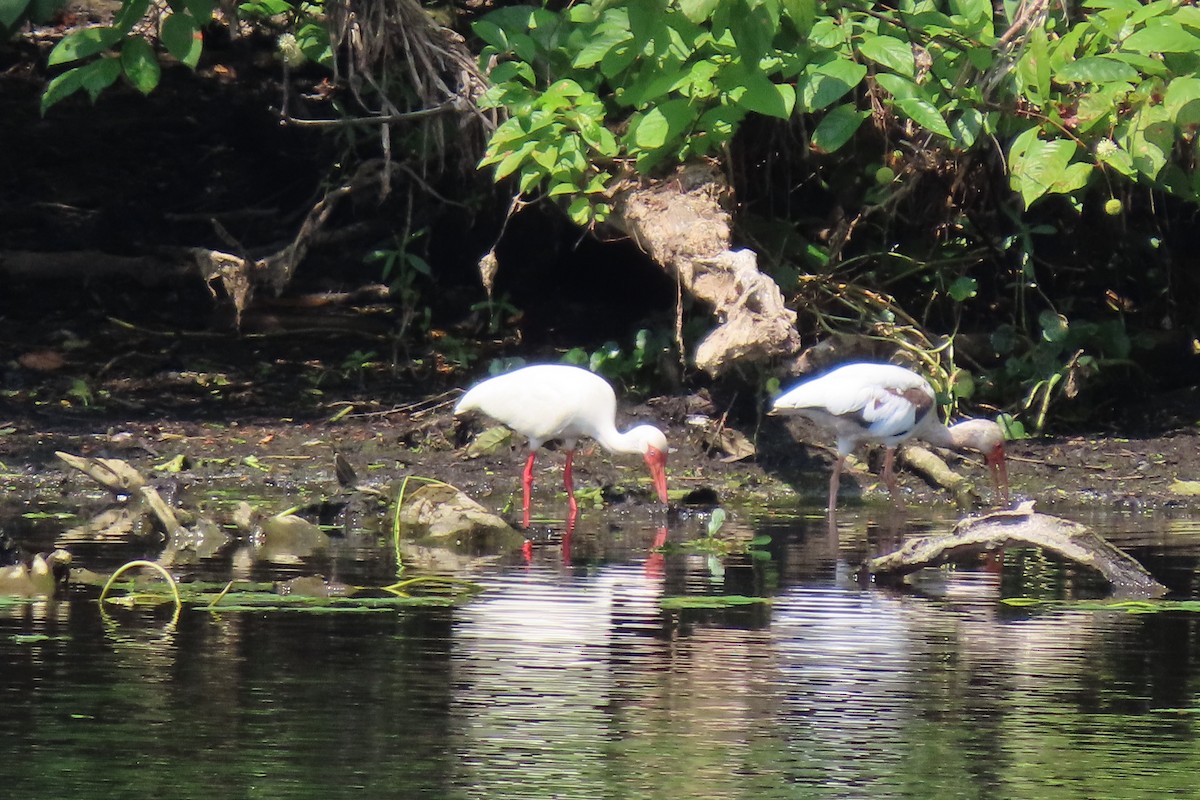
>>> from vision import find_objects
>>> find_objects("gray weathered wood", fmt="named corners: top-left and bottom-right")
top-left (867, 501), bottom-right (1168, 598)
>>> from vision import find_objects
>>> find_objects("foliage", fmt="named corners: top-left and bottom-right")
top-left (365, 229), bottom-right (433, 341)
top-left (561, 327), bottom-right (672, 390)
top-left (473, 0), bottom-right (1200, 427)
top-left (0, 0), bottom-right (63, 35)
top-left (39, 0), bottom-right (331, 113)
top-left (477, 0), bottom-right (1200, 216)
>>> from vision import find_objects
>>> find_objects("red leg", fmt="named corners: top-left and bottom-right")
top-left (522, 451), bottom-right (536, 528)
top-left (882, 447), bottom-right (901, 505)
top-left (828, 455), bottom-right (845, 515)
top-left (563, 449), bottom-right (578, 520)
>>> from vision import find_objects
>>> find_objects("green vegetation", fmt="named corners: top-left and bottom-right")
top-left (20, 0), bottom-right (1200, 428)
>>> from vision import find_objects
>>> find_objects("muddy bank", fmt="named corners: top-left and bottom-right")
top-left (4, 372), bottom-right (1200, 531)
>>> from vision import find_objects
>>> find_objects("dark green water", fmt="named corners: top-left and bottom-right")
top-left (4, 505), bottom-right (1200, 799)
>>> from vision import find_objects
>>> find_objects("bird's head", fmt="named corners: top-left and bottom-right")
top-left (628, 425), bottom-right (669, 504)
top-left (948, 419), bottom-right (1009, 505)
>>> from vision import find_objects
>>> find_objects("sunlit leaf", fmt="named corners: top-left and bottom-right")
top-left (48, 26), bottom-right (122, 66)
top-left (798, 58), bottom-right (867, 111)
top-left (121, 37), bottom-right (161, 95)
top-left (858, 34), bottom-right (915, 76)
top-left (1056, 56), bottom-right (1140, 84)
top-left (1122, 20), bottom-right (1200, 54)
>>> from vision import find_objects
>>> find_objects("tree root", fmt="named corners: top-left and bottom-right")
top-left (612, 163), bottom-right (803, 375)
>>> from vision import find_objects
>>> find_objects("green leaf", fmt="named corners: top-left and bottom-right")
top-left (1008, 128), bottom-right (1081, 208)
top-left (1095, 141), bottom-right (1135, 177)
top-left (629, 98), bottom-right (696, 148)
top-left (1039, 310), bottom-right (1069, 342)
top-left (1056, 56), bottom-right (1140, 84)
top-left (798, 58), bottom-right (867, 111)
top-left (781, 0), bottom-right (815, 36)
top-left (948, 276), bottom-right (978, 301)
top-left (894, 97), bottom-right (953, 138)
top-left (113, 0), bottom-right (151, 33)
top-left (734, 65), bottom-right (796, 119)
top-left (567, 196), bottom-right (592, 226)
top-left (184, 0), bottom-right (214, 20)
top-left (858, 35), bottom-right (914, 76)
top-left (121, 37), bottom-right (161, 95)
top-left (873, 71), bottom-right (917, 100)
top-left (80, 56), bottom-right (122, 101)
top-left (1119, 104), bottom-right (1173, 178)
top-left (951, 107), bottom-right (985, 148)
top-left (1165, 76), bottom-right (1200, 127)
top-left (161, 12), bottom-right (203, 68)
top-left (628, 0), bottom-right (667, 51)
top-left (40, 65), bottom-right (87, 114)
top-left (572, 27), bottom-right (631, 70)
top-left (239, 0), bottom-right (292, 14)
top-left (48, 26), bottom-right (122, 66)
top-left (679, 0), bottom-right (719, 23)
top-left (810, 103), bottom-right (868, 153)
top-left (949, 0), bottom-right (991, 23)
top-left (0, 0), bottom-right (32, 29)
top-left (1122, 20), bottom-right (1200, 53)
top-left (730, 0), bottom-right (776, 66)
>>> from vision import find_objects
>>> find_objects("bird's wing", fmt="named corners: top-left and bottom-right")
top-left (773, 365), bottom-right (934, 440)
top-left (856, 384), bottom-right (931, 439)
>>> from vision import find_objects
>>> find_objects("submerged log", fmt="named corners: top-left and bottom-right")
top-left (867, 501), bottom-right (1168, 598)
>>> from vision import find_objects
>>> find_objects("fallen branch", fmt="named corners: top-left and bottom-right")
top-left (900, 443), bottom-right (979, 508)
top-left (867, 501), bottom-right (1168, 598)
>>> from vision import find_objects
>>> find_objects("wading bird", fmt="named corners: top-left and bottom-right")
top-left (455, 364), bottom-right (669, 526)
top-left (770, 362), bottom-right (1009, 513)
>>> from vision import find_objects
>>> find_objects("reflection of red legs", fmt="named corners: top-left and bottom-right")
top-left (562, 511), bottom-right (576, 565)
top-left (521, 451), bottom-right (536, 528)
top-left (644, 525), bottom-right (668, 577)
top-left (563, 449), bottom-right (578, 521)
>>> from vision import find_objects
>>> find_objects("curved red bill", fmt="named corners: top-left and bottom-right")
top-left (643, 446), bottom-right (668, 504)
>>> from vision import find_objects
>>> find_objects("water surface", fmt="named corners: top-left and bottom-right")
top-left (3, 503), bottom-right (1200, 799)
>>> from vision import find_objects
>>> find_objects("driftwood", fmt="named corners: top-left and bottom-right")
top-left (55, 451), bottom-right (182, 535)
top-left (867, 501), bottom-right (1169, 598)
top-left (900, 443), bottom-right (978, 508)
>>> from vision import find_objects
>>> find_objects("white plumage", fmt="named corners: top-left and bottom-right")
top-left (455, 364), bottom-right (669, 526)
top-left (771, 362), bottom-right (1009, 512)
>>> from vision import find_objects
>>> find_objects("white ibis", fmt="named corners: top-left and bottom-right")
top-left (770, 362), bottom-right (1009, 512)
top-left (455, 364), bottom-right (669, 526)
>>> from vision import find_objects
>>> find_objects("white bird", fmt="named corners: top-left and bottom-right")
top-left (455, 364), bottom-right (669, 526)
top-left (770, 362), bottom-right (1009, 513)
